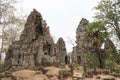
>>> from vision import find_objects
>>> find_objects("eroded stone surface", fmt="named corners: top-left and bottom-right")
top-left (56, 38), bottom-right (68, 65)
top-left (71, 18), bottom-right (89, 64)
top-left (5, 9), bottom-right (67, 70)
top-left (105, 39), bottom-right (117, 53)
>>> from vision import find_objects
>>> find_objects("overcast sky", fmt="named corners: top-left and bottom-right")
top-left (18, 0), bottom-right (100, 52)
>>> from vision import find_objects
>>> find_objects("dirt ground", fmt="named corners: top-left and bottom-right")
top-left (0, 66), bottom-right (120, 80)
top-left (1, 69), bottom-right (50, 80)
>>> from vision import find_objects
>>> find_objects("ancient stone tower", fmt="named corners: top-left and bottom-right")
top-left (5, 9), bottom-right (67, 70)
top-left (71, 18), bottom-right (89, 64)
top-left (56, 38), bottom-right (68, 65)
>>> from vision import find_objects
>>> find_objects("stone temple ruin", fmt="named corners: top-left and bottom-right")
top-left (5, 9), bottom-right (69, 70)
top-left (71, 18), bottom-right (118, 65)
top-left (56, 38), bottom-right (70, 65)
top-left (4, 9), bottom-right (118, 71)
top-left (71, 18), bottom-right (89, 64)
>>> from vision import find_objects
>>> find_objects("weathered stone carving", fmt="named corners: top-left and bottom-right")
top-left (71, 18), bottom-right (89, 64)
top-left (5, 9), bottom-right (68, 70)
top-left (71, 46), bottom-right (80, 64)
top-left (56, 37), bottom-right (69, 65)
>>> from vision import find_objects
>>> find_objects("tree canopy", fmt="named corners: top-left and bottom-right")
top-left (94, 0), bottom-right (120, 39)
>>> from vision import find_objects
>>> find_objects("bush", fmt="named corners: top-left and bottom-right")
top-left (104, 59), bottom-right (118, 73)
top-left (104, 52), bottom-right (120, 64)
top-left (85, 53), bottom-right (99, 70)
top-left (0, 61), bottom-right (5, 71)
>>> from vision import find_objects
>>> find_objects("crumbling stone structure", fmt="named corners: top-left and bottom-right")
top-left (56, 38), bottom-right (69, 65)
top-left (71, 18), bottom-right (89, 65)
top-left (71, 18), bottom-right (118, 66)
top-left (104, 39), bottom-right (117, 53)
top-left (71, 46), bottom-right (80, 64)
top-left (5, 9), bottom-right (68, 70)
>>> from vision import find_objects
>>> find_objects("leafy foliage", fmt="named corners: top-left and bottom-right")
top-left (85, 0), bottom-right (120, 73)
top-left (86, 22), bottom-right (108, 39)
top-left (94, 0), bottom-right (120, 39)
top-left (104, 59), bottom-right (117, 73)
top-left (85, 53), bottom-right (99, 70)
top-left (86, 21), bottom-right (109, 48)
top-left (104, 52), bottom-right (120, 65)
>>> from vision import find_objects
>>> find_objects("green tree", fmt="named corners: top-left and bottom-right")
top-left (85, 53), bottom-right (99, 71)
top-left (86, 21), bottom-right (109, 68)
top-left (94, 0), bottom-right (120, 39)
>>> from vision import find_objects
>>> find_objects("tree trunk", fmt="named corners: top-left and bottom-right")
top-left (0, 26), bottom-right (5, 62)
top-left (96, 48), bottom-right (103, 68)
